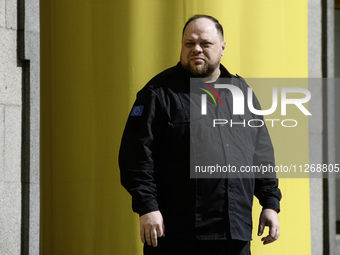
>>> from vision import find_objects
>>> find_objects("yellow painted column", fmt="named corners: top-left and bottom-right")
top-left (41, 0), bottom-right (310, 254)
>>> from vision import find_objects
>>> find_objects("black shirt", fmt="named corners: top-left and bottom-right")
top-left (119, 62), bottom-right (281, 241)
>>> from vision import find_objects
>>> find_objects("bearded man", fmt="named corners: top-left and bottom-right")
top-left (119, 14), bottom-right (282, 255)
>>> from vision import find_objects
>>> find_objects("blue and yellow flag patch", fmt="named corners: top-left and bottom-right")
top-left (130, 105), bottom-right (144, 116)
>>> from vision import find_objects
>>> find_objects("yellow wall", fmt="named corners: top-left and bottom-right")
top-left (41, 0), bottom-right (310, 254)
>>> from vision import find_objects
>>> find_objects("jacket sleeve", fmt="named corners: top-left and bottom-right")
top-left (250, 90), bottom-right (282, 212)
top-left (119, 87), bottom-right (163, 216)
top-left (253, 123), bottom-right (282, 212)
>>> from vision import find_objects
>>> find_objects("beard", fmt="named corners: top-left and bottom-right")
top-left (182, 60), bottom-right (217, 78)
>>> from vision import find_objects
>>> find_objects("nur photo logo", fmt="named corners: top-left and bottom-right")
top-left (195, 79), bottom-right (312, 128)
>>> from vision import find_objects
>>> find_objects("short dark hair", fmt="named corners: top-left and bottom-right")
top-left (182, 14), bottom-right (224, 40)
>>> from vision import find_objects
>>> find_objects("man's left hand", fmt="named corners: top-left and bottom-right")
top-left (257, 208), bottom-right (280, 245)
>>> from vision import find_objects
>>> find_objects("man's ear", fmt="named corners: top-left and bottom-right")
top-left (221, 40), bottom-right (226, 56)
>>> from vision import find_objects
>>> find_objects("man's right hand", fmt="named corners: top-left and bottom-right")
top-left (139, 210), bottom-right (165, 247)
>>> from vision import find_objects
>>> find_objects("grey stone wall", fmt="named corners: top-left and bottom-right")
top-left (0, 106), bottom-right (22, 255)
top-left (0, 0), bottom-right (22, 254)
top-left (308, 1), bottom-right (323, 255)
top-left (309, 1), bottom-right (338, 255)
top-left (0, 0), bottom-right (40, 254)
top-left (24, 0), bottom-right (40, 253)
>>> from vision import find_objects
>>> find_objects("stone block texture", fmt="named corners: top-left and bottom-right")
top-left (5, 0), bottom-right (17, 29)
top-left (0, 183), bottom-right (21, 255)
top-left (0, 0), bottom-right (25, 254)
top-left (0, 96), bottom-right (22, 255)
top-left (0, 105), bottom-right (4, 182)
top-left (0, 0), bottom-right (5, 28)
top-left (0, 27), bottom-right (22, 106)
top-left (4, 106), bottom-right (21, 182)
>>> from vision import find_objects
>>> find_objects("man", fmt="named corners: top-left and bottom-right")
top-left (119, 15), bottom-right (282, 255)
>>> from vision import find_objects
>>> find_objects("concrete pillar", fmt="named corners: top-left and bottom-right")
top-left (0, 0), bottom-right (40, 254)
top-left (309, 0), bottom-right (337, 254)
top-left (0, 1), bottom-right (22, 254)
top-left (23, 0), bottom-right (40, 253)
top-left (308, 1), bottom-right (323, 255)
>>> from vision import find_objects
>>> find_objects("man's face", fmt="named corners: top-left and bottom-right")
top-left (180, 18), bottom-right (226, 78)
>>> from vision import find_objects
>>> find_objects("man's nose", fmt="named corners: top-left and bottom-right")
top-left (192, 43), bottom-right (203, 54)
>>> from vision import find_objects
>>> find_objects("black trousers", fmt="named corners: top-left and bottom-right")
top-left (144, 237), bottom-right (251, 255)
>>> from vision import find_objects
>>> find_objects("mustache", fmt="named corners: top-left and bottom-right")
top-left (190, 54), bottom-right (205, 57)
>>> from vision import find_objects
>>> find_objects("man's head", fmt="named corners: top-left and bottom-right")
top-left (180, 15), bottom-right (226, 80)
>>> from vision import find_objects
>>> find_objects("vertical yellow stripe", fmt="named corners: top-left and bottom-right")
top-left (41, 0), bottom-right (310, 254)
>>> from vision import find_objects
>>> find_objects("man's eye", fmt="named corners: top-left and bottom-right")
top-left (201, 42), bottom-right (211, 47)
top-left (186, 43), bottom-right (195, 47)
